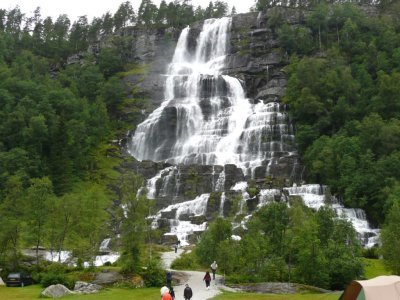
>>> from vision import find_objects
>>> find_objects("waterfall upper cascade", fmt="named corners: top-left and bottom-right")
top-left (129, 17), bottom-right (297, 179)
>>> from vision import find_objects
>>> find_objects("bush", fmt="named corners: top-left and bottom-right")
top-left (41, 273), bottom-right (75, 289)
top-left (140, 260), bottom-right (164, 287)
top-left (225, 273), bottom-right (261, 284)
top-left (171, 250), bottom-right (201, 270)
top-left (363, 246), bottom-right (379, 259)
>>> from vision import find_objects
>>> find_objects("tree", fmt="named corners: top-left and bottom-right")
top-left (213, 1), bottom-right (228, 18)
top-left (26, 177), bottom-right (54, 268)
top-left (119, 172), bottom-right (151, 274)
top-left (196, 218), bottom-right (232, 265)
top-left (72, 184), bottom-right (109, 262)
top-left (101, 12), bottom-right (114, 35)
top-left (137, 0), bottom-right (158, 26)
top-left (306, 3), bottom-right (329, 50)
top-left (69, 16), bottom-right (89, 51)
top-left (0, 176), bottom-right (25, 269)
top-left (381, 188), bottom-right (400, 274)
top-left (113, 1), bottom-right (135, 31)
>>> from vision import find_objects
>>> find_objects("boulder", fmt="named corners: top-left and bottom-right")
top-left (92, 271), bottom-right (123, 285)
top-left (74, 281), bottom-right (102, 294)
top-left (41, 284), bottom-right (74, 298)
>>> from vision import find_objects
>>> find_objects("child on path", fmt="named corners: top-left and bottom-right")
top-left (203, 271), bottom-right (211, 290)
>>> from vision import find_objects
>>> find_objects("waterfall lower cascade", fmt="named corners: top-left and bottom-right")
top-left (129, 17), bottom-right (296, 179)
top-left (285, 184), bottom-right (379, 248)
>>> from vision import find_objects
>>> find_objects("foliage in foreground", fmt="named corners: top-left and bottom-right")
top-left (196, 203), bottom-right (363, 290)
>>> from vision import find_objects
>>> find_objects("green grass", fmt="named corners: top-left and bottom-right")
top-left (213, 291), bottom-right (340, 300)
top-left (0, 286), bottom-right (341, 300)
top-left (363, 258), bottom-right (391, 279)
top-left (0, 285), bottom-right (160, 300)
top-left (0, 285), bottom-right (43, 300)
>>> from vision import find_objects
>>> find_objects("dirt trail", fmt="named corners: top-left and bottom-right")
top-left (161, 248), bottom-right (228, 300)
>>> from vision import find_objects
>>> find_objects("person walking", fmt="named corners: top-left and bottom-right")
top-left (203, 271), bottom-right (211, 290)
top-left (169, 286), bottom-right (175, 299)
top-left (210, 260), bottom-right (218, 280)
top-left (174, 243), bottom-right (178, 253)
top-left (161, 286), bottom-right (172, 300)
top-left (166, 271), bottom-right (172, 287)
top-left (184, 283), bottom-right (193, 300)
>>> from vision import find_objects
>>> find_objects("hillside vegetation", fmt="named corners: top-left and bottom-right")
top-left (0, 0), bottom-right (399, 293)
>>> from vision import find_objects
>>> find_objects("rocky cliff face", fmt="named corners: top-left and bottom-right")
top-left (118, 9), bottom-right (307, 242)
top-left (112, 9), bottom-right (380, 247)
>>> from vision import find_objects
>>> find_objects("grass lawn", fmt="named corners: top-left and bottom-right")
top-left (363, 258), bottom-right (391, 279)
top-left (213, 291), bottom-right (341, 300)
top-left (0, 285), bottom-right (160, 300)
top-left (0, 285), bottom-right (341, 300)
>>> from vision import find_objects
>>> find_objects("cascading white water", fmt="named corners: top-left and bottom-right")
top-left (285, 184), bottom-right (379, 247)
top-left (99, 238), bottom-right (111, 252)
top-left (215, 169), bottom-right (225, 191)
top-left (258, 189), bottom-right (282, 207)
top-left (219, 192), bottom-right (226, 216)
top-left (146, 167), bottom-right (176, 199)
top-left (129, 17), bottom-right (296, 178)
top-left (154, 194), bottom-right (210, 245)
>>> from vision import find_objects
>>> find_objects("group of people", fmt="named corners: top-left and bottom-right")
top-left (162, 271), bottom-right (193, 300)
top-left (161, 282), bottom-right (192, 300)
top-left (161, 260), bottom-right (218, 299)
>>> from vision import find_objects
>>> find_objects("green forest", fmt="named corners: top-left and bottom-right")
top-left (0, 0), bottom-right (399, 294)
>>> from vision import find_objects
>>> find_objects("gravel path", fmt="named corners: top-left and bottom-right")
top-left (162, 248), bottom-right (226, 300)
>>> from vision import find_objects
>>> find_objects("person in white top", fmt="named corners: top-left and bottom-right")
top-left (210, 261), bottom-right (218, 280)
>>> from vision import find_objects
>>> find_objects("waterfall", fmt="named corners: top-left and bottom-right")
top-left (231, 181), bottom-right (250, 214)
top-left (146, 166), bottom-right (176, 199)
top-left (215, 168), bottom-right (225, 191)
top-left (99, 238), bottom-right (111, 253)
top-left (258, 189), bottom-right (282, 207)
top-left (129, 17), bottom-right (296, 178)
top-left (153, 194), bottom-right (210, 245)
top-left (219, 192), bottom-right (226, 216)
top-left (285, 184), bottom-right (379, 247)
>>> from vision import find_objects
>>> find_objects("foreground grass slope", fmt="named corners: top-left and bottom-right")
top-left (0, 286), bottom-right (340, 300)
top-left (0, 286), bottom-right (159, 300)
top-left (214, 292), bottom-right (340, 300)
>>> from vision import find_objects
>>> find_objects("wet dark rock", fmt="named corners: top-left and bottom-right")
top-left (190, 215), bottom-right (207, 225)
top-left (246, 197), bottom-right (259, 212)
top-left (161, 209), bottom-right (177, 219)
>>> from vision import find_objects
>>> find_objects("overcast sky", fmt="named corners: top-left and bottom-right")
top-left (1, 0), bottom-right (254, 23)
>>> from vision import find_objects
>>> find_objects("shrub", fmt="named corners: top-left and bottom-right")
top-left (363, 246), bottom-right (379, 259)
top-left (171, 250), bottom-right (201, 270)
top-left (41, 273), bottom-right (75, 289)
top-left (140, 260), bottom-right (164, 287)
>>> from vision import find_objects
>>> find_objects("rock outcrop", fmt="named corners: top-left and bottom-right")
top-left (92, 270), bottom-right (123, 285)
top-left (74, 281), bottom-right (102, 294)
top-left (41, 284), bottom-right (74, 298)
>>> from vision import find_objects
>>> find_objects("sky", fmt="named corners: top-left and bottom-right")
top-left (0, 0), bottom-right (254, 23)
